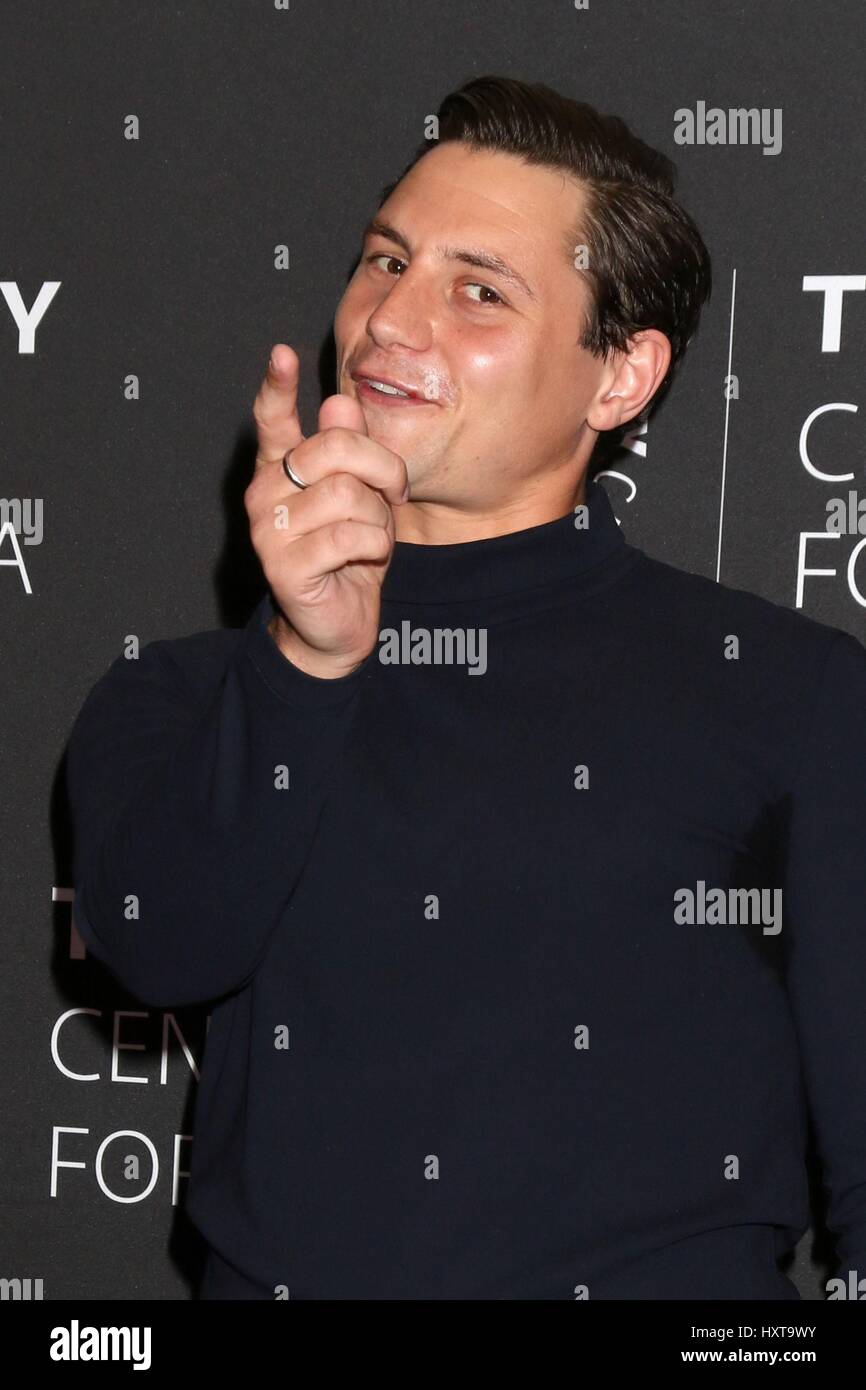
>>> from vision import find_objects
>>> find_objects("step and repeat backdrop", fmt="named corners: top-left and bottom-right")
top-left (2, 0), bottom-right (864, 1300)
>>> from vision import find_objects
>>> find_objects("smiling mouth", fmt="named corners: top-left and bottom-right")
top-left (353, 377), bottom-right (435, 407)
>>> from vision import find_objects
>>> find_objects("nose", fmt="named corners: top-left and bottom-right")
top-left (365, 265), bottom-right (434, 354)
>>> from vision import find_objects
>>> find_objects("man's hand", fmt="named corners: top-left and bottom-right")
top-left (245, 344), bottom-right (409, 679)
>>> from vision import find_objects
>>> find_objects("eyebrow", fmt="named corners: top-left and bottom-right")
top-left (362, 218), bottom-right (538, 303)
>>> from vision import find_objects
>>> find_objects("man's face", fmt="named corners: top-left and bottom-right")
top-left (334, 142), bottom-right (608, 510)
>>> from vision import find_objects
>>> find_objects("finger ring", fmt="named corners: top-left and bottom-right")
top-left (282, 451), bottom-right (309, 490)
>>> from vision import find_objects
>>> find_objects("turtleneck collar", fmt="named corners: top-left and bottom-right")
top-left (382, 475), bottom-right (634, 607)
top-left (251, 477), bottom-right (642, 674)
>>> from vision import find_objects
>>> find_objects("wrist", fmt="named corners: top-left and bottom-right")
top-left (266, 613), bottom-right (364, 681)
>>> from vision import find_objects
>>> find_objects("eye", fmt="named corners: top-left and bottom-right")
top-left (366, 252), bottom-right (405, 276)
top-left (364, 252), bottom-right (506, 308)
top-left (463, 283), bottom-right (505, 307)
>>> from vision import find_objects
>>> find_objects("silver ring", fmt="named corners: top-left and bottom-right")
top-left (282, 452), bottom-right (309, 490)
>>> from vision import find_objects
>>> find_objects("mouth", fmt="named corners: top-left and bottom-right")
top-left (350, 371), bottom-right (437, 407)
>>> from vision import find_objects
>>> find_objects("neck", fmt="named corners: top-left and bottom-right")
top-left (394, 470), bottom-right (588, 545)
top-left (380, 472), bottom-right (634, 611)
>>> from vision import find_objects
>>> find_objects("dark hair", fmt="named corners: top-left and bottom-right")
top-left (379, 75), bottom-right (712, 447)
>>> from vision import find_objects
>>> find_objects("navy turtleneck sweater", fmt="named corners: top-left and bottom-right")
top-left (66, 477), bottom-right (866, 1300)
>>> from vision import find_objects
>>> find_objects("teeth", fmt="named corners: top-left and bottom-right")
top-left (368, 379), bottom-right (409, 397)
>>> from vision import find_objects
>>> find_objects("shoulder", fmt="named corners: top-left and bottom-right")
top-left (626, 548), bottom-right (862, 673)
top-left (70, 600), bottom-right (264, 727)
top-left (138, 623), bottom-right (246, 709)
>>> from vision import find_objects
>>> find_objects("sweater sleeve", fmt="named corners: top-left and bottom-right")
top-left (66, 592), bottom-right (373, 1008)
top-left (780, 629), bottom-right (866, 1286)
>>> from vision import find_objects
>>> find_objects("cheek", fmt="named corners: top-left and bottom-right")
top-left (456, 328), bottom-right (531, 402)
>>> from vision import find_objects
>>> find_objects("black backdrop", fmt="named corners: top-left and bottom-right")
top-left (2, 0), bottom-right (864, 1300)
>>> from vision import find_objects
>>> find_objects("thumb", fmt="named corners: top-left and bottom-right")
top-left (317, 390), bottom-right (369, 436)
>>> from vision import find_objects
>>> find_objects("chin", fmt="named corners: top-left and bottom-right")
top-left (365, 414), bottom-right (428, 445)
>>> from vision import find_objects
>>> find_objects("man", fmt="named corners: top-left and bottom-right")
top-left (67, 76), bottom-right (866, 1300)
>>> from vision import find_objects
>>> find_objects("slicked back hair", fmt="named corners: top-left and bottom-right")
top-left (379, 75), bottom-right (713, 447)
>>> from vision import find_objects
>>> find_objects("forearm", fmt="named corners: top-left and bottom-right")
top-left (68, 607), bottom-right (367, 1006)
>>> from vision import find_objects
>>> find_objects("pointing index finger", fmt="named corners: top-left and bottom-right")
top-left (252, 343), bottom-right (305, 470)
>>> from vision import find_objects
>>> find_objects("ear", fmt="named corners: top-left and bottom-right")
top-left (585, 330), bottom-right (672, 433)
